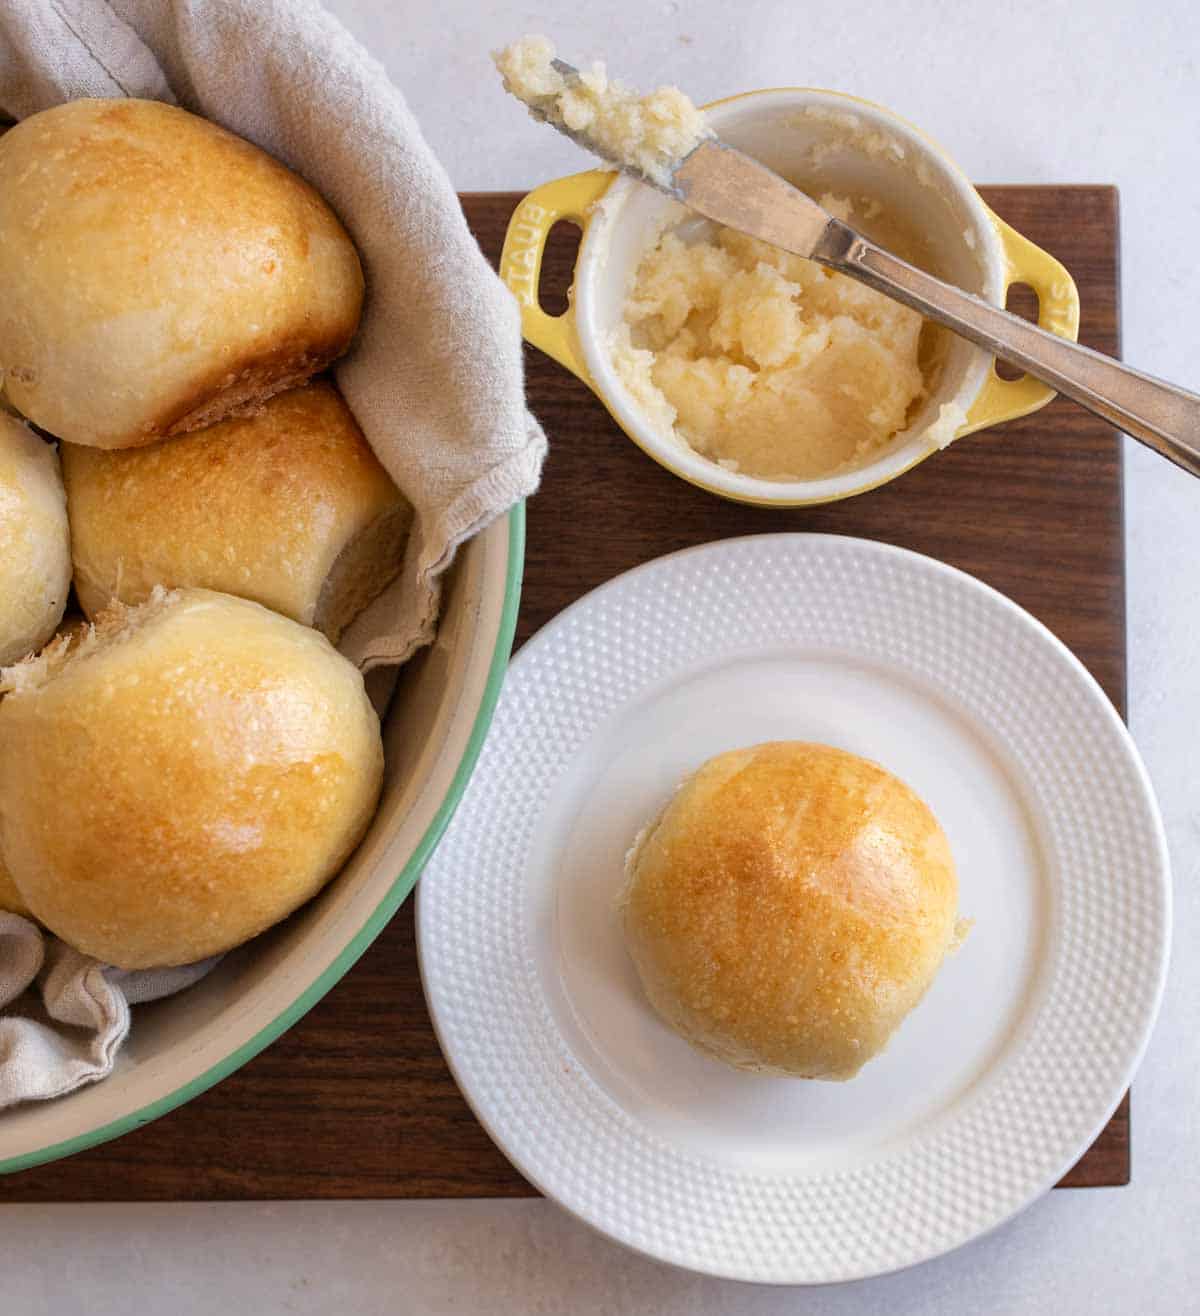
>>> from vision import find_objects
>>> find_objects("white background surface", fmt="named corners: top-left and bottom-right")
top-left (5, 1), bottom-right (1198, 1311)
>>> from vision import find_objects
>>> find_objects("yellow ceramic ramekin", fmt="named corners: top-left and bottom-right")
top-left (500, 88), bottom-right (1080, 507)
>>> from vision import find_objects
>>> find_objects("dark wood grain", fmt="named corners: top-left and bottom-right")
top-left (2, 186), bottom-right (1126, 1200)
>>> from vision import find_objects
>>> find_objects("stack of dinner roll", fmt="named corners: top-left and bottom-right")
top-left (0, 98), bottom-right (406, 968)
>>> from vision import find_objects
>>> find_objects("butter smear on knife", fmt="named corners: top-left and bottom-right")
top-left (493, 35), bottom-right (711, 187)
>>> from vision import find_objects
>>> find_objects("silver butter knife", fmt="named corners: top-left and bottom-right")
top-left (545, 58), bottom-right (1200, 479)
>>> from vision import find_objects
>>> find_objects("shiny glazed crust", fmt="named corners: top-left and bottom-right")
top-left (0, 99), bottom-right (364, 449)
top-left (0, 588), bottom-right (384, 968)
top-left (621, 741), bottom-right (960, 1079)
top-left (63, 381), bottom-right (409, 641)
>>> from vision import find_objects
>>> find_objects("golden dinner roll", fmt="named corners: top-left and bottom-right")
top-left (63, 382), bottom-right (410, 643)
top-left (0, 99), bottom-right (363, 449)
top-left (0, 610), bottom-right (88, 921)
top-left (0, 588), bottom-right (384, 968)
top-left (0, 614), bottom-right (89, 921)
top-left (0, 414), bottom-right (71, 666)
top-left (0, 614), bottom-right (89, 922)
top-left (620, 742), bottom-right (961, 1080)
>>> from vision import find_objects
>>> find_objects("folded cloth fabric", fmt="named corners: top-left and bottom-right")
top-left (0, 0), bottom-right (545, 1107)
top-left (0, 914), bottom-right (218, 1108)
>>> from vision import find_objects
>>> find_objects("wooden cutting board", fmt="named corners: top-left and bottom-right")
top-left (5, 185), bottom-right (1126, 1200)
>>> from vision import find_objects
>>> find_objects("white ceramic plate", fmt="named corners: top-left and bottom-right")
top-left (417, 533), bottom-right (1170, 1284)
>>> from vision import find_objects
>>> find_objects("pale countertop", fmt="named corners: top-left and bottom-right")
top-left (6, 2), bottom-right (1199, 1312)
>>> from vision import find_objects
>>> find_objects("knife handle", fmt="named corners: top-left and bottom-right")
top-left (827, 228), bottom-right (1200, 478)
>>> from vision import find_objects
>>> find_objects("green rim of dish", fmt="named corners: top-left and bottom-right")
top-left (0, 504), bottom-right (526, 1177)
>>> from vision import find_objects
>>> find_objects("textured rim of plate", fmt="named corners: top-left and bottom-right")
top-left (0, 505), bottom-right (525, 1177)
top-left (417, 532), bottom-right (1171, 1285)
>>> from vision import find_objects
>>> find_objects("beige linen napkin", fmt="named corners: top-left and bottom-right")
top-left (0, 0), bottom-right (545, 1107)
top-left (0, 915), bottom-right (217, 1106)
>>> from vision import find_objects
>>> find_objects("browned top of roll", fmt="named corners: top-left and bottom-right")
top-left (621, 741), bottom-right (960, 1079)
top-left (0, 99), bottom-right (364, 448)
top-left (0, 588), bottom-right (384, 968)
